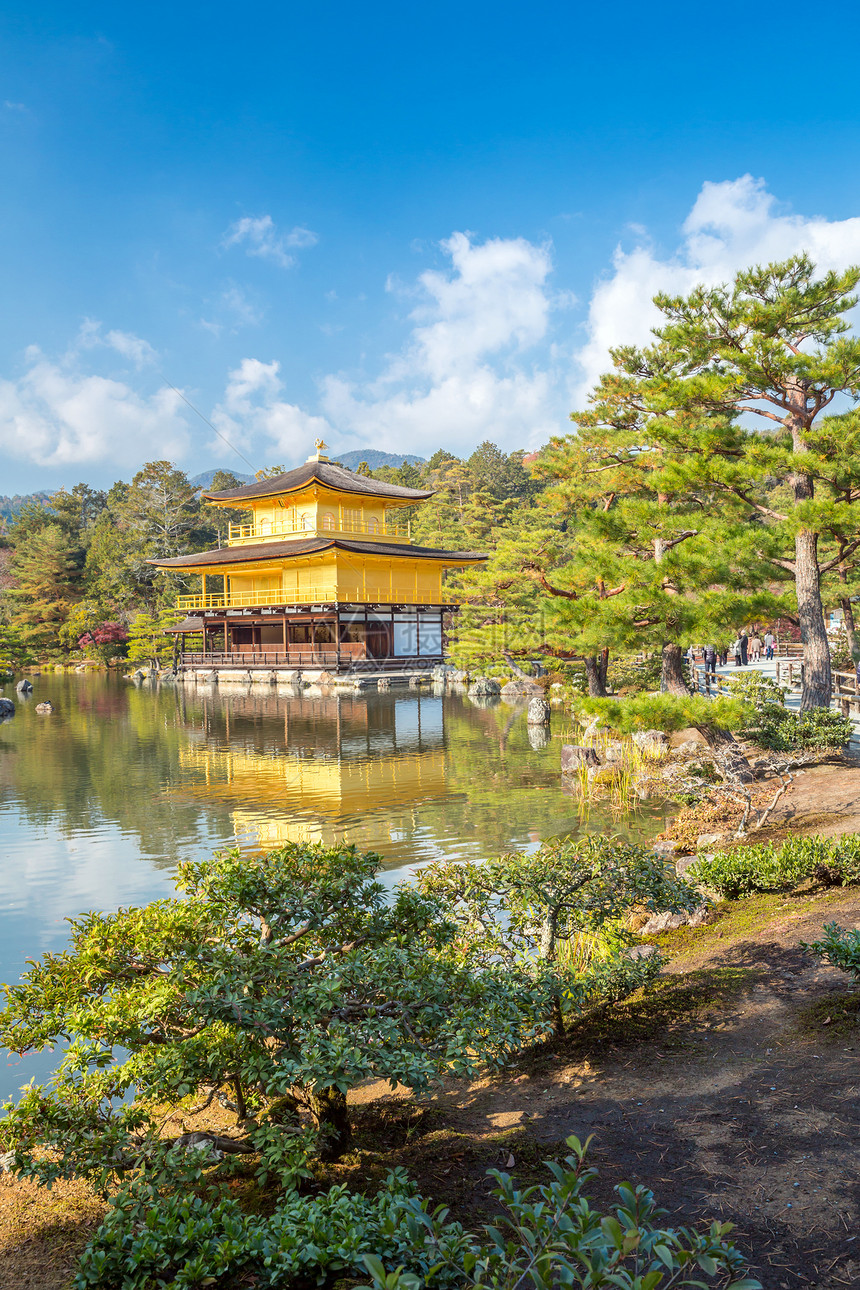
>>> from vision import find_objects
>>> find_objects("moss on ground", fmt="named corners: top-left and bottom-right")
top-left (795, 990), bottom-right (860, 1042)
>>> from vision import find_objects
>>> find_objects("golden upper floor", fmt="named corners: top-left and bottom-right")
top-left (204, 452), bottom-right (432, 549)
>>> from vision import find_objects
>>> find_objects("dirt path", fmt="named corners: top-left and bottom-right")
top-left (349, 887), bottom-right (860, 1289)
top-left (770, 763), bottom-right (860, 840)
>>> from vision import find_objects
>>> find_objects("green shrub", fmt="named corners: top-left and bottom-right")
top-left (801, 922), bottom-right (860, 984)
top-left (689, 834), bottom-right (860, 899)
top-left (725, 675), bottom-right (853, 750)
top-left (77, 1138), bottom-right (759, 1290)
top-left (756, 707), bottom-right (854, 751)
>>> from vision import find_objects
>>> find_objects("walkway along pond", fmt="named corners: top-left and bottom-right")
top-left (0, 671), bottom-right (675, 1098)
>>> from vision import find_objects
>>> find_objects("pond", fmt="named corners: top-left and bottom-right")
top-left (0, 672), bottom-right (674, 1097)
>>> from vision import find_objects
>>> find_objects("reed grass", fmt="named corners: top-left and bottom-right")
top-left (565, 726), bottom-right (670, 819)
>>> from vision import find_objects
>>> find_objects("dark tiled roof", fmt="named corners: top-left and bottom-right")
top-left (202, 460), bottom-right (433, 503)
top-left (148, 537), bottom-right (487, 570)
top-left (165, 616), bottom-right (204, 632)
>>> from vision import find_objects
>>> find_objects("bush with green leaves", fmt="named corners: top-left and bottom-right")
top-left (0, 836), bottom-right (698, 1209)
top-left (0, 843), bottom-right (559, 1189)
top-left (801, 921), bottom-right (860, 984)
top-left (726, 673), bottom-right (853, 751)
top-left (76, 1137), bottom-right (759, 1290)
top-left (689, 834), bottom-right (860, 899)
top-left (417, 834), bottom-right (700, 1035)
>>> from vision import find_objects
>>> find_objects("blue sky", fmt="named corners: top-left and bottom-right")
top-left (4, 0), bottom-right (860, 492)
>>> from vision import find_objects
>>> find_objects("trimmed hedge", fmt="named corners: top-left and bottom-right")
top-left (688, 835), bottom-right (860, 899)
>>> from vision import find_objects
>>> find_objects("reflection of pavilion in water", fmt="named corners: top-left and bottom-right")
top-left (178, 691), bottom-right (450, 852)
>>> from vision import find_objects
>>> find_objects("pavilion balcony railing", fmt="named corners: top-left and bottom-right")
top-left (226, 517), bottom-right (411, 545)
top-left (176, 586), bottom-right (449, 611)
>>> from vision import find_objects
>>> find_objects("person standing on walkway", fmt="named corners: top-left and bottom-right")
top-left (749, 632), bottom-right (762, 662)
top-left (731, 637), bottom-right (742, 667)
top-left (703, 643), bottom-right (717, 692)
top-left (764, 630), bottom-right (775, 661)
top-left (739, 632), bottom-right (749, 666)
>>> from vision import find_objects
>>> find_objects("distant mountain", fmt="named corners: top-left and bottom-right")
top-left (189, 469), bottom-right (255, 489)
top-left (0, 491), bottom-right (55, 521)
top-left (335, 450), bottom-right (425, 470)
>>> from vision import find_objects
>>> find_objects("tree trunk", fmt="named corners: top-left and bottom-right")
top-left (795, 529), bottom-right (832, 709)
top-left (660, 644), bottom-right (691, 695)
top-left (840, 595), bottom-right (860, 663)
top-left (584, 654), bottom-right (608, 697)
top-left (503, 652), bottom-right (537, 681)
top-left (307, 1086), bottom-right (351, 1161)
top-left (695, 724), bottom-right (754, 784)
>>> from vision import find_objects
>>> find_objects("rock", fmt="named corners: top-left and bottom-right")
top-left (15, 679), bottom-right (33, 694)
top-left (501, 680), bottom-right (542, 702)
top-left (468, 677), bottom-right (501, 698)
top-left (526, 697), bottom-right (551, 726)
top-left (669, 727), bottom-right (708, 748)
top-left (603, 739), bottom-right (627, 763)
top-left (638, 905), bottom-right (711, 935)
top-left (35, 701), bottom-right (54, 714)
top-left (587, 763), bottom-right (622, 784)
top-left (696, 832), bottom-right (726, 850)
top-left (0, 698), bottom-right (14, 719)
top-left (632, 729), bottom-right (668, 748)
top-left (651, 839), bottom-right (678, 856)
top-left (560, 744), bottom-right (600, 772)
top-left (0, 1151), bottom-right (16, 1174)
top-left (674, 853), bottom-right (698, 877)
top-left (675, 740), bottom-right (708, 757)
top-left (432, 664), bottom-right (467, 684)
top-left (627, 944), bottom-right (659, 961)
top-left (377, 677), bottom-right (392, 690)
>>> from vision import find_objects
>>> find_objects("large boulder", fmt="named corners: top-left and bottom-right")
top-left (526, 697), bottom-right (551, 726)
top-left (468, 677), bottom-right (501, 698)
top-left (0, 698), bottom-right (14, 719)
top-left (561, 744), bottom-right (600, 772)
top-left (35, 701), bottom-right (54, 714)
top-left (15, 679), bottom-right (33, 694)
top-left (501, 680), bottom-right (542, 702)
top-left (638, 905), bottom-right (711, 935)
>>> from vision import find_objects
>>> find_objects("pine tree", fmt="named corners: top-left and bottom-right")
top-left (565, 255), bottom-right (860, 709)
top-left (9, 523), bottom-right (82, 656)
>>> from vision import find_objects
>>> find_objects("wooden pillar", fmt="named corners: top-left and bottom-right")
top-left (201, 572), bottom-right (207, 607)
top-left (282, 615), bottom-right (288, 664)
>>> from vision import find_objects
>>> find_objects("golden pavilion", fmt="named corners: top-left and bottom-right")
top-left (151, 443), bottom-right (487, 672)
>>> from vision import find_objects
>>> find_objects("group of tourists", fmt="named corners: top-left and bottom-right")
top-left (700, 629), bottom-right (776, 672)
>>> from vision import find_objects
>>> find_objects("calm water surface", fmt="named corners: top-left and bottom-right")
top-left (0, 673), bottom-right (673, 1096)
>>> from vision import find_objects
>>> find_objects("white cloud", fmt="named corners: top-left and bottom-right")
top-left (200, 286), bottom-right (263, 336)
top-left (210, 358), bottom-right (332, 463)
top-left (3, 100), bottom-right (27, 112)
top-left (75, 318), bottom-right (157, 368)
top-left (576, 174), bottom-right (860, 402)
top-left (0, 344), bottom-right (190, 468)
top-left (212, 231), bottom-right (563, 462)
top-left (222, 215), bottom-right (318, 269)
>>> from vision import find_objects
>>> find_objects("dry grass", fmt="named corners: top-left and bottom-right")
top-left (0, 1173), bottom-right (105, 1290)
